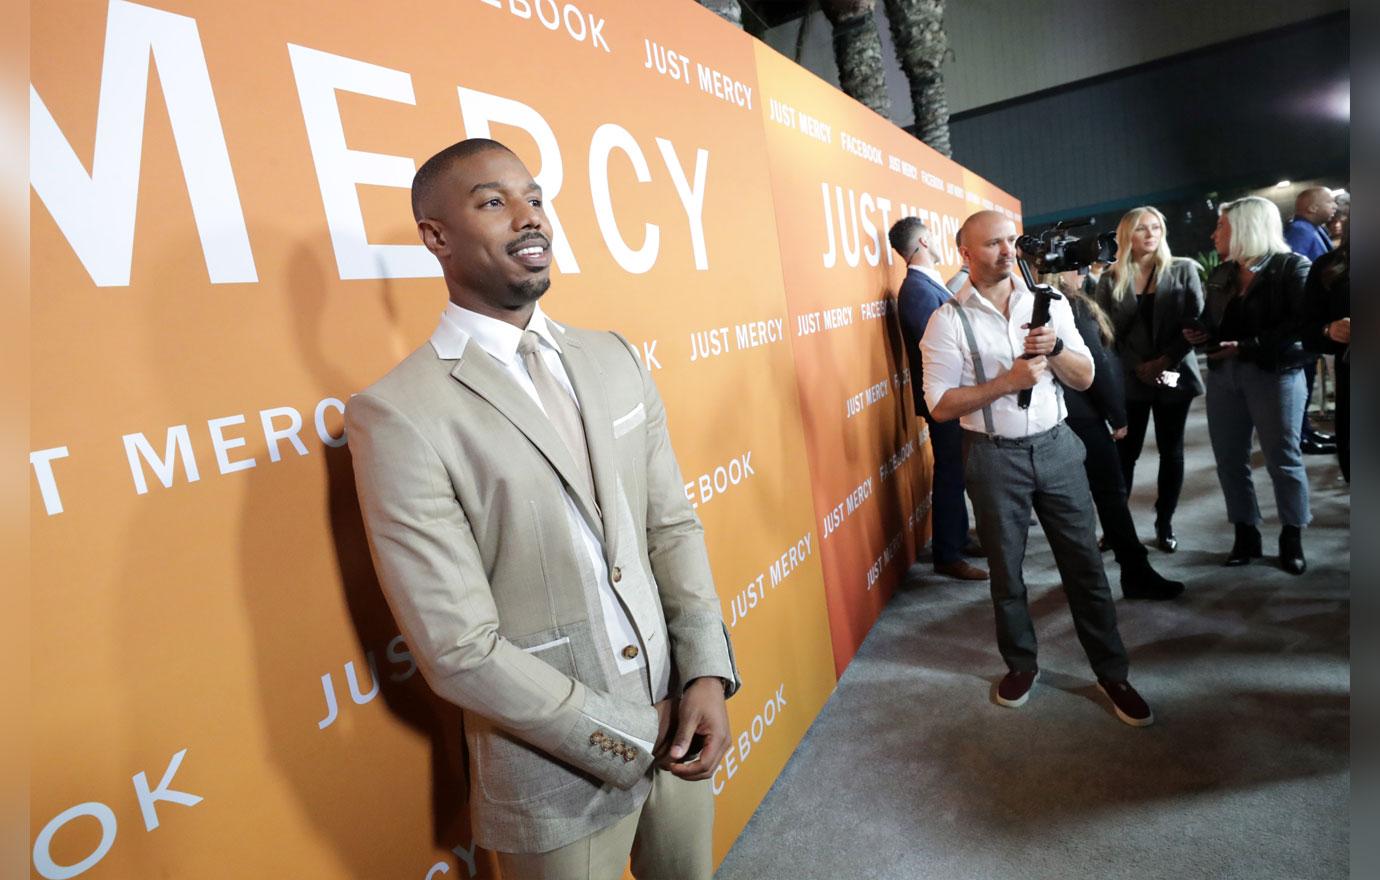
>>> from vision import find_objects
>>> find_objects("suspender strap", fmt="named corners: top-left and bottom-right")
top-left (948, 298), bottom-right (996, 434)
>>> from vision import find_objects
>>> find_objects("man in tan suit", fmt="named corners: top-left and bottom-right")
top-left (346, 138), bottom-right (739, 879)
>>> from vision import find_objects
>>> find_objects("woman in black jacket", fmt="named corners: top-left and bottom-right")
top-left (1095, 206), bottom-right (1205, 553)
top-left (1184, 196), bottom-right (1312, 574)
top-left (1303, 224), bottom-right (1349, 481)
top-left (1046, 272), bottom-right (1184, 600)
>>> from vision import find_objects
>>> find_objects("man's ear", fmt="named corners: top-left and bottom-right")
top-left (418, 218), bottom-right (447, 256)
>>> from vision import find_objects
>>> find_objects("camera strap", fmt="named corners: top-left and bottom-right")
top-left (947, 298), bottom-right (996, 434)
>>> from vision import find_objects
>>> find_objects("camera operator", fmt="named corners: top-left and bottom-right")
top-left (921, 210), bottom-right (1153, 727)
top-left (1183, 196), bottom-right (1312, 574)
top-left (1094, 206), bottom-right (1206, 554)
top-left (1044, 270), bottom-right (1185, 600)
top-left (1303, 219), bottom-right (1349, 481)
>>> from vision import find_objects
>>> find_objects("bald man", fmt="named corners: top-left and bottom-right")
top-left (346, 139), bottom-right (738, 878)
top-left (1283, 187), bottom-right (1338, 453)
top-left (920, 210), bottom-right (1153, 727)
top-left (1284, 187), bottom-right (1337, 261)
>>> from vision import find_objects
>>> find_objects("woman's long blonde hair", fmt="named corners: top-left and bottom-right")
top-left (1109, 206), bottom-right (1173, 303)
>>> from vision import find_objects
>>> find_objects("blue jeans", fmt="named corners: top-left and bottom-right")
top-left (1205, 360), bottom-right (1311, 528)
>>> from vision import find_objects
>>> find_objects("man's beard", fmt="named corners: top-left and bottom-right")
top-left (507, 274), bottom-right (551, 305)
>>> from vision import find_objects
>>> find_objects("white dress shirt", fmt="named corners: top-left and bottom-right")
top-left (920, 275), bottom-right (1092, 438)
top-left (913, 264), bottom-right (946, 289)
top-left (430, 303), bottom-right (665, 751)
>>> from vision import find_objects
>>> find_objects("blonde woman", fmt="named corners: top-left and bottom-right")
top-left (1046, 272), bottom-right (1183, 600)
top-left (1094, 207), bottom-right (1204, 553)
top-left (1183, 196), bottom-right (1312, 574)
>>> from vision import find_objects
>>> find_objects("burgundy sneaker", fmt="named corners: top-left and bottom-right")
top-left (1097, 679), bottom-right (1154, 727)
top-left (995, 670), bottom-right (1039, 707)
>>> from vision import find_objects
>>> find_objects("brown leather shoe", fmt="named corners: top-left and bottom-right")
top-left (935, 560), bottom-right (989, 580)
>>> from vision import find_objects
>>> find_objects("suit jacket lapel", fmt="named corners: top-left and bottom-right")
top-left (447, 349), bottom-right (604, 536)
top-left (559, 334), bottom-right (621, 567)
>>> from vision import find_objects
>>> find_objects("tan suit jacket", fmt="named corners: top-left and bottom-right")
top-left (345, 313), bottom-right (739, 854)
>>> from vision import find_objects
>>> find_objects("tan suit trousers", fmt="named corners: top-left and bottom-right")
top-left (496, 770), bottom-right (714, 880)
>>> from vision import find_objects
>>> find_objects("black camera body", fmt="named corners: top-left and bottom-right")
top-left (1016, 217), bottom-right (1117, 275)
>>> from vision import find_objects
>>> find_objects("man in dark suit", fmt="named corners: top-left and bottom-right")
top-left (1283, 185), bottom-right (1338, 454)
top-left (890, 217), bottom-right (987, 580)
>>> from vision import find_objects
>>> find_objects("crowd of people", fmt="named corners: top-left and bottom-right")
top-left (891, 187), bottom-right (1349, 725)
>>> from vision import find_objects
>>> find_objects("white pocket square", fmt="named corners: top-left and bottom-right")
top-left (612, 403), bottom-right (646, 438)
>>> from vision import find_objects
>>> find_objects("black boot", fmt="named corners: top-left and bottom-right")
top-left (1155, 520), bottom-right (1178, 553)
top-left (1121, 556), bottom-right (1186, 600)
top-left (1279, 526), bottom-right (1306, 575)
top-left (1225, 523), bottom-right (1263, 566)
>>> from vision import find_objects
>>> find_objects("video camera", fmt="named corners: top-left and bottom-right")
top-left (1009, 218), bottom-right (1115, 410)
top-left (1016, 218), bottom-right (1117, 275)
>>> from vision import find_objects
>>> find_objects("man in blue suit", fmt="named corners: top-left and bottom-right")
top-left (891, 217), bottom-right (988, 580)
top-left (1283, 186), bottom-right (1337, 261)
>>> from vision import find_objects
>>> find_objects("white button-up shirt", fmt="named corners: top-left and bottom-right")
top-left (913, 264), bottom-right (946, 289)
top-left (430, 303), bottom-right (664, 721)
top-left (921, 275), bottom-right (1092, 438)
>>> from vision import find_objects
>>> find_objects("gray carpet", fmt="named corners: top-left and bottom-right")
top-left (717, 409), bottom-right (1349, 880)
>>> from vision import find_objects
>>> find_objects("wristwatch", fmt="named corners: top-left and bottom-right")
top-left (1050, 336), bottom-right (1065, 357)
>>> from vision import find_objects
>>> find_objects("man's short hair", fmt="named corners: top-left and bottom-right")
top-left (887, 216), bottom-right (928, 256)
top-left (411, 138), bottom-right (514, 221)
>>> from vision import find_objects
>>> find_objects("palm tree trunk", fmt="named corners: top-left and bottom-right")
top-left (822, 1), bottom-right (892, 119)
top-left (698, 0), bottom-right (743, 29)
top-left (883, 0), bottom-right (951, 156)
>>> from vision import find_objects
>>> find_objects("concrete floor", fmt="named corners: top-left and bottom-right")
top-left (717, 408), bottom-right (1349, 880)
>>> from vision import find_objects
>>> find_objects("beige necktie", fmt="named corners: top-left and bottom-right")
top-left (518, 330), bottom-right (595, 501)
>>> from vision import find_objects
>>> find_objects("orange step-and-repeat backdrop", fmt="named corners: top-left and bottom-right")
top-left (27, 1), bottom-right (1017, 876)
top-left (753, 44), bottom-right (1022, 673)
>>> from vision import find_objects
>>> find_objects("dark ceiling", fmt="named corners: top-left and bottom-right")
top-left (741, 0), bottom-right (815, 31)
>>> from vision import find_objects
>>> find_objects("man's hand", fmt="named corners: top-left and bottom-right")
top-left (1206, 340), bottom-right (1240, 361)
top-left (1112, 425), bottom-right (1129, 441)
top-left (1021, 324), bottom-right (1057, 357)
top-left (1135, 356), bottom-right (1170, 385)
top-left (661, 677), bottom-right (729, 781)
top-left (1002, 356), bottom-right (1048, 392)
top-left (1183, 327), bottom-right (1211, 346)
top-left (654, 698), bottom-right (675, 754)
top-left (1327, 317), bottom-right (1351, 345)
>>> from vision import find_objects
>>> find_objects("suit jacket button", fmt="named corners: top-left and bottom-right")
top-left (621, 645), bottom-right (639, 660)
top-left (611, 566), bottom-right (623, 584)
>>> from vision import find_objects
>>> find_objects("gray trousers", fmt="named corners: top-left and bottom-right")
top-left (963, 422), bottom-right (1130, 681)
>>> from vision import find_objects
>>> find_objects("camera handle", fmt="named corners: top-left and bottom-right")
top-left (1016, 257), bottom-right (1063, 410)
